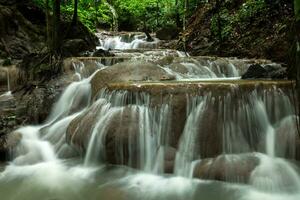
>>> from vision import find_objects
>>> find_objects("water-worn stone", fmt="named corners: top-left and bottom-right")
top-left (241, 64), bottom-right (286, 79)
top-left (275, 116), bottom-right (300, 160)
top-left (0, 131), bottom-right (22, 161)
top-left (93, 49), bottom-right (115, 57)
top-left (90, 61), bottom-right (176, 98)
top-left (67, 103), bottom-right (141, 167)
top-left (62, 39), bottom-right (90, 57)
top-left (192, 154), bottom-right (260, 183)
top-left (0, 4), bottom-right (44, 59)
top-left (156, 26), bottom-right (179, 40)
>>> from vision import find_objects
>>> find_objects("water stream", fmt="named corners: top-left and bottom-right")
top-left (0, 33), bottom-right (299, 200)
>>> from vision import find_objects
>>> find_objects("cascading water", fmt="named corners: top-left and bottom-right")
top-left (1, 34), bottom-right (300, 200)
top-left (99, 34), bottom-right (160, 50)
top-left (0, 68), bottom-right (12, 100)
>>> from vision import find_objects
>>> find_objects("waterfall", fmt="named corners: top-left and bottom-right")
top-left (1, 35), bottom-right (300, 200)
top-left (7, 69), bottom-right (10, 92)
top-left (83, 89), bottom-right (171, 172)
top-left (174, 94), bottom-right (211, 177)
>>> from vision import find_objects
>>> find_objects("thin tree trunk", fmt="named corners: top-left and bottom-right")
top-left (182, 0), bottom-right (188, 55)
top-left (52, 0), bottom-right (61, 55)
top-left (156, 1), bottom-right (159, 28)
top-left (293, 0), bottom-right (300, 135)
top-left (183, 0), bottom-right (187, 31)
top-left (71, 0), bottom-right (78, 26)
top-left (175, 0), bottom-right (180, 27)
top-left (45, 0), bottom-right (51, 50)
top-left (216, 0), bottom-right (222, 43)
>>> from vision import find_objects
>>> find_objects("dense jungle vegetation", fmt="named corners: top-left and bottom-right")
top-left (31, 0), bottom-right (201, 32)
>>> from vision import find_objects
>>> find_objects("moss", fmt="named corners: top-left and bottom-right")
top-left (106, 80), bottom-right (295, 96)
top-left (2, 58), bottom-right (11, 66)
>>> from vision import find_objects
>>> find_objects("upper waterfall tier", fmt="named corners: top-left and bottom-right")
top-left (96, 32), bottom-right (161, 50)
top-left (65, 56), bottom-right (284, 84)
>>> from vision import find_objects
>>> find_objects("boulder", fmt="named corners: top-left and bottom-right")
top-left (241, 64), bottom-right (286, 79)
top-left (168, 63), bottom-right (189, 74)
top-left (62, 39), bottom-right (90, 57)
top-left (241, 64), bottom-right (267, 79)
top-left (0, 131), bottom-right (22, 162)
top-left (275, 116), bottom-right (300, 160)
top-left (92, 49), bottom-right (115, 57)
top-left (61, 21), bottom-right (99, 50)
top-left (90, 61), bottom-right (176, 98)
top-left (67, 103), bottom-right (141, 167)
top-left (0, 5), bottom-right (45, 59)
top-left (156, 26), bottom-right (179, 40)
top-left (192, 154), bottom-right (260, 183)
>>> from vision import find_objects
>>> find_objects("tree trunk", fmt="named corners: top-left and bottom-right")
top-left (183, 0), bottom-right (187, 31)
top-left (71, 0), bottom-right (78, 26)
top-left (175, 0), bottom-right (180, 27)
top-left (216, 0), bottom-right (222, 43)
top-left (52, 0), bottom-right (61, 55)
top-left (293, 0), bottom-right (300, 134)
top-left (182, 0), bottom-right (188, 55)
top-left (156, 1), bottom-right (159, 28)
top-left (45, 0), bottom-right (51, 50)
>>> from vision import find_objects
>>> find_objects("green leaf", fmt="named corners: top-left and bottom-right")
top-left (295, 0), bottom-right (300, 21)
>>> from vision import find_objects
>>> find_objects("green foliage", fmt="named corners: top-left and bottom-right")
top-left (114, 0), bottom-right (178, 31)
top-left (210, 0), bottom-right (267, 40)
top-left (211, 9), bottom-right (235, 40)
top-left (62, 1), bottom-right (113, 32)
top-left (295, 0), bottom-right (300, 21)
top-left (237, 0), bottom-right (266, 21)
top-left (32, 0), bottom-right (45, 8)
top-left (30, 0), bottom-right (205, 31)
top-left (3, 58), bottom-right (12, 66)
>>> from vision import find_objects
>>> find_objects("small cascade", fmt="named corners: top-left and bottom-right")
top-left (1, 34), bottom-right (299, 200)
top-left (0, 68), bottom-right (13, 100)
top-left (7, 69), bottom-right (10, 92)
top-left (174, 95), bottom-right (211, 177)
top-left (82, 89), bottom-right (171, 173)
top-left (98, 33), bottom-right (160, 50)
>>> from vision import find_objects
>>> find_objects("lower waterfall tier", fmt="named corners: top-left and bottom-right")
top-left (65, 80), bottom-right (299, 183)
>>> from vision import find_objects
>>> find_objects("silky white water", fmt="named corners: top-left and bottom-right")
top-left (0, 40), bottom-right (299, 200)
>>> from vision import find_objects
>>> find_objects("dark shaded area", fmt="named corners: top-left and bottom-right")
top-left (180, 0), bottom-right (293, 63)
top-left (241, 64), bottom-right (287, 79)
top-left (0, 0), bottom-right (98, 60)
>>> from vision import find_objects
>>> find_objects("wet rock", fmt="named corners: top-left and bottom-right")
top-left (241, 64), bottom-right (286, 79)
top-left (0, 131), bottom-right (22, 162)
top-left (156, 26), bottom-right (179, 40)
top-left (0, 4), bottom-right (45, 59)
top-left (275, 116), bottom-right (300, 160)
top-left (67, 104), bottom-right (141, 167)
top-left (24, 86), bottom-right (61, 123)
top-left (241, 64), bottom-right (267, 79)
top-left (167, 63), bottom-right (189, 74)
top-left (62, 39), bottom-right (90, 57)
top-left (61, 21), bottom-right (99, 50)
top-left (192, 154), bottom-right (260, 183)
top-left (162, 146), bottom-right (177, 173)
top-left (264, 64), bottom-right (287, 79)
top-left (90, 61), bottom-right (176, 98)
top-left (92, 49), bottom-right (115, 57)
top-left (154, 56), bottom-right (174, 66)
